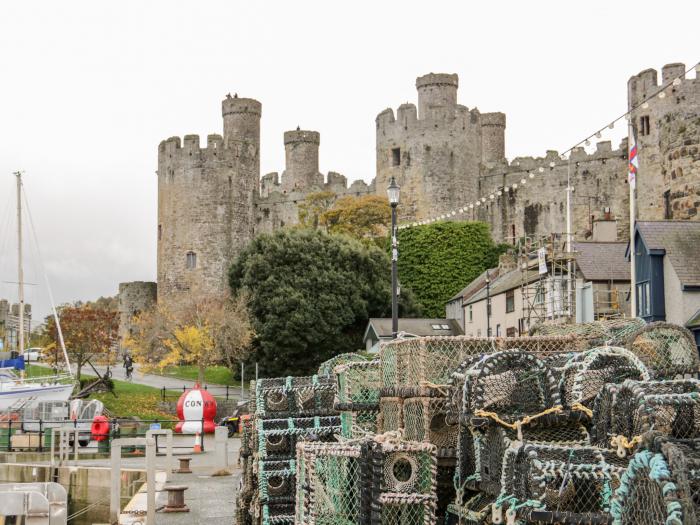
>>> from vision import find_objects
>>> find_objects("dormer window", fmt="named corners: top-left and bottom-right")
top-left (186, 251), bottom-right (197, 269)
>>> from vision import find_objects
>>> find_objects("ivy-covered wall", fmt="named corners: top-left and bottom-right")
top-left (397, 221), bottom-right (505, 317)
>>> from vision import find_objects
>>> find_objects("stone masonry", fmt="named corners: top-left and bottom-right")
top-left (118, 62), bottom-right (699, 346)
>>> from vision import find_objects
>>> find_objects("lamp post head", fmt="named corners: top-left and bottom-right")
top-left (387, 177), bottom-right (400, 206)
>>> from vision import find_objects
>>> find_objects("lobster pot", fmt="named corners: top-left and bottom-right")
top-left (530, 318), bottom-right (646, 347)
top-left (255, 375), bottom-right (337, 418)
top-left (457, 421), bottom-right (591, 497)
top-left (380, 335), bottom-right (582, 392)
top-left (497, 443), bottom-right (628, 523)
top-left (379, 397), bottom-right (403, 433)
top-left (317, 353), bottom-right (368, 377)
top-left (368, 440), bottom-right (438, 525)
top-left (403, 396), bottom-right (459, 454)
top-left (445, 493), bottom-right (496, 525)
top-left (611, 439), bottom-right (700, 525)
top-left (295, 441), bottom-right (366, 525)
top-left (258, 459), bottom-right (296, 504)
top-left (261, 503), bottom-right (295, 525)
top-left (558, 346), bottom-right (650, 410)
top-left (335, 359), bottom-right (381, 406)
top-left (377, 493), bottom-right (437, 525)
top-left (592, 379), bottom-right (700, 449)
top-left (340, 409), bottom-right (379, 438)
top-left (625, 322), bottom-right (700, 379)
top-left (256, 416), bottom-right (341, 459)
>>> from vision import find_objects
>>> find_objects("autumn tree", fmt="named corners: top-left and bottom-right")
top-left (298, 191), bottom-right (336, 229)
top-left (126, 293), bottom-right (254, 384)
top-left (45, 305), bottom-right (118, 379)
top-left (320, 194), bottom-right (391, 243)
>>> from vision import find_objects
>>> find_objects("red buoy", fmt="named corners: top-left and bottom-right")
top-left (175, 384), bottom-right (217, 434)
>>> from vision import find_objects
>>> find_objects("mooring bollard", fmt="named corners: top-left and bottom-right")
top-left (161, 485), bottom-right (189, 513)
top-left (176, 456), bottom-right (192, 474)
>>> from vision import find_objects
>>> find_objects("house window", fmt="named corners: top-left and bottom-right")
top-left (391, 148), bottom-right (401, 167)
top-left (636, 281), bottom-right (651, 316)
top-left (506, 327), bottom-right (516, 337)
top-left (158, 224), bottom-right (162, 241)
top-left (506, 290), bottom-right (515, 313)
top-left (534, 283), bottom-right (545, 305)
top-left (468, 305), bottom-right (473, 323)
top-left (640, 115), bottom-right (651, 136)
top-left (496, 324), bottom-right (501, 337)
top-left (518, 318), bottom-right (526, 335)
top-left (186, 251), bottom-right (197, 270)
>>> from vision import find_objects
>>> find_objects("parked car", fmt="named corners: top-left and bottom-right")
top-left (22, 348), bottom-right (44, 362)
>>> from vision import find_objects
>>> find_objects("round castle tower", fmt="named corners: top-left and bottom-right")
top-left (157, 95), bottom-right (261, 310)
top-left (281, 129), bottom-right (323, 192)
top-left (628, 63), bottom-right (700, 220)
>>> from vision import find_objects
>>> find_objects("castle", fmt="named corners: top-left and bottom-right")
top-left (118, 63), bottom-right (699, 343)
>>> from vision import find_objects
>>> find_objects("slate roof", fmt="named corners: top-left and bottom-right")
top-left (636, 221), bottom-right (700, 288)
top-left (573, 242), bottom-right (630, 281)
top-left (447, 267), bottom-right (498, 303)
top-left (464, 267), bottom-right (539, 306)
top-left (364, 318), bottom-right (464, 340)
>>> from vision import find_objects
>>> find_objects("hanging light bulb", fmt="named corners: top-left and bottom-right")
top-left (475, 201), bottom-right (480, 207)
top-left (595, 131), bottom-right (602, 139)
top-left (539, 167), bottom-right (545, 173)
top-left (658, 91), bottom-right (666, 99)
top-left (642, 101), bottom-right (649, 109)
top-left (529, 172), bottom-right (535, 179)
top-left (481, 197), bottom-right (486, 202)
top-left (585, 139), bottom-right (590, 146)
top-left (469, 203), bottom-right (474, 209)
top-left (625, 114), bottom-right (631, 121)
top-left (608, 122), bottom-right (615, 130)
top-left (489, 194), bottom-right (495, 199)
top-left (673, 78), bottom-right (682, 86)
top-left (451, 211), bottom-right (456, 216)
top-left (497, 190), bottom-right (502, 196)
top-left (520, 178), bottom-right (526, 184)
top-left (512, 183), bottom-right (518, 189)
top-left (548, 162), bottom-right (556, 168)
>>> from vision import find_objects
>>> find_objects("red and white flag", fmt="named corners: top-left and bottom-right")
top-left (628, 127), bottom-right (639, 189)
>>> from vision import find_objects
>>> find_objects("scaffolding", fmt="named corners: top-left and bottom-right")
top-left (518, 233), bottom-right (576, 330)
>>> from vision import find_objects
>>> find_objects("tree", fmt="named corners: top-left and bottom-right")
top-left (298, 191), bottom-right (336, 229)
top-left (125, 293), bottom-right (254, 384)
top-left (229, 229), bottom-right (420, 377)
top-left (320, 195), bottom-right (391, 243)
top-left (45, 305), bottom-right (118, 379)
top-left (397, 221), bottom-right (507, 317)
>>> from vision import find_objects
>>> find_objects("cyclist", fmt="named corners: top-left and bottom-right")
top-left (123, 353), bottom-right (134, 381)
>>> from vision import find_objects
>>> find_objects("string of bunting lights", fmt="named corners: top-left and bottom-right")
top-left (398, 62), bottom-right (700, 230)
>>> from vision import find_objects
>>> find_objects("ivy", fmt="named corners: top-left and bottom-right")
top-left (397, 221), bottom-right (505, 317)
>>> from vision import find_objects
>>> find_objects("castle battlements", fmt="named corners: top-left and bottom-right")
top-left (628, 62), bottom-right (699, 108)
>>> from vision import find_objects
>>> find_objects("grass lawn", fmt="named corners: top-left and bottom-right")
top-left (25, 364), bottom-right (175, 420)
top-left (91, 379), bottom-right (176, 421)
top-left (156, 364), bottom-right (241, 386)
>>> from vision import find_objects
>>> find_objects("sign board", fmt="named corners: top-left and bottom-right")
top-left (149, 423), bottom-right (161, 431)
top-left (538, 247), bottom-right (547, 275)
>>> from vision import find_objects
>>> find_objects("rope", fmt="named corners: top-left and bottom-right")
top-left (474, 405), bottom-right (563, 431)
top-left (571, 402), bottom-right (593, 418)
top-left (418, 380), bottom-right (449, 396)
top-left (610, 434), bottom-right (643, 457)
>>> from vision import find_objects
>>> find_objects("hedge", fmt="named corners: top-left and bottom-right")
top-left (397, 221), bottom-right (505, 317)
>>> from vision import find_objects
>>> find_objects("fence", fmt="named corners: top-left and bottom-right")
top-left (159, 384), bottom-right (249, 401)
top-left (0, 417), bottom-right (210, 454)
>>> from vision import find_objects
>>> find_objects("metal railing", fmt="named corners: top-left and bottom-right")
top-left (159, 384), bottom-right (248, 401)
top-left (0, 417), bottom-right (209, 453)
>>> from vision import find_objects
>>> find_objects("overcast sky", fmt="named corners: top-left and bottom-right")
top-left (0, 1), bottom-right (697, 321)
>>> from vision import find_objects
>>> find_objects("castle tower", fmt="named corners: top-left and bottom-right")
top-left (628, 63), bottom-right (700, 220)
top-left (480, 112), bottom-right (506, 166)
top-left (118, 281), bottom-right (156, 351)
top-left (281, 129), bottom-right (323, 192)
top-left (375, 73), bottom-right (490, 221)
top-left (157, 95), bottom-right (261, 310)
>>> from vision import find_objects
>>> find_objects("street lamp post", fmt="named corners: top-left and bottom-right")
top-left (486, 269), bottom-right (491, 337)
top-left (387, 177), bottom-right (400, 339)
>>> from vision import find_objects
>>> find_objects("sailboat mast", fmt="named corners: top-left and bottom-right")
top-left (15, 171), bottom-right (25, 356)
